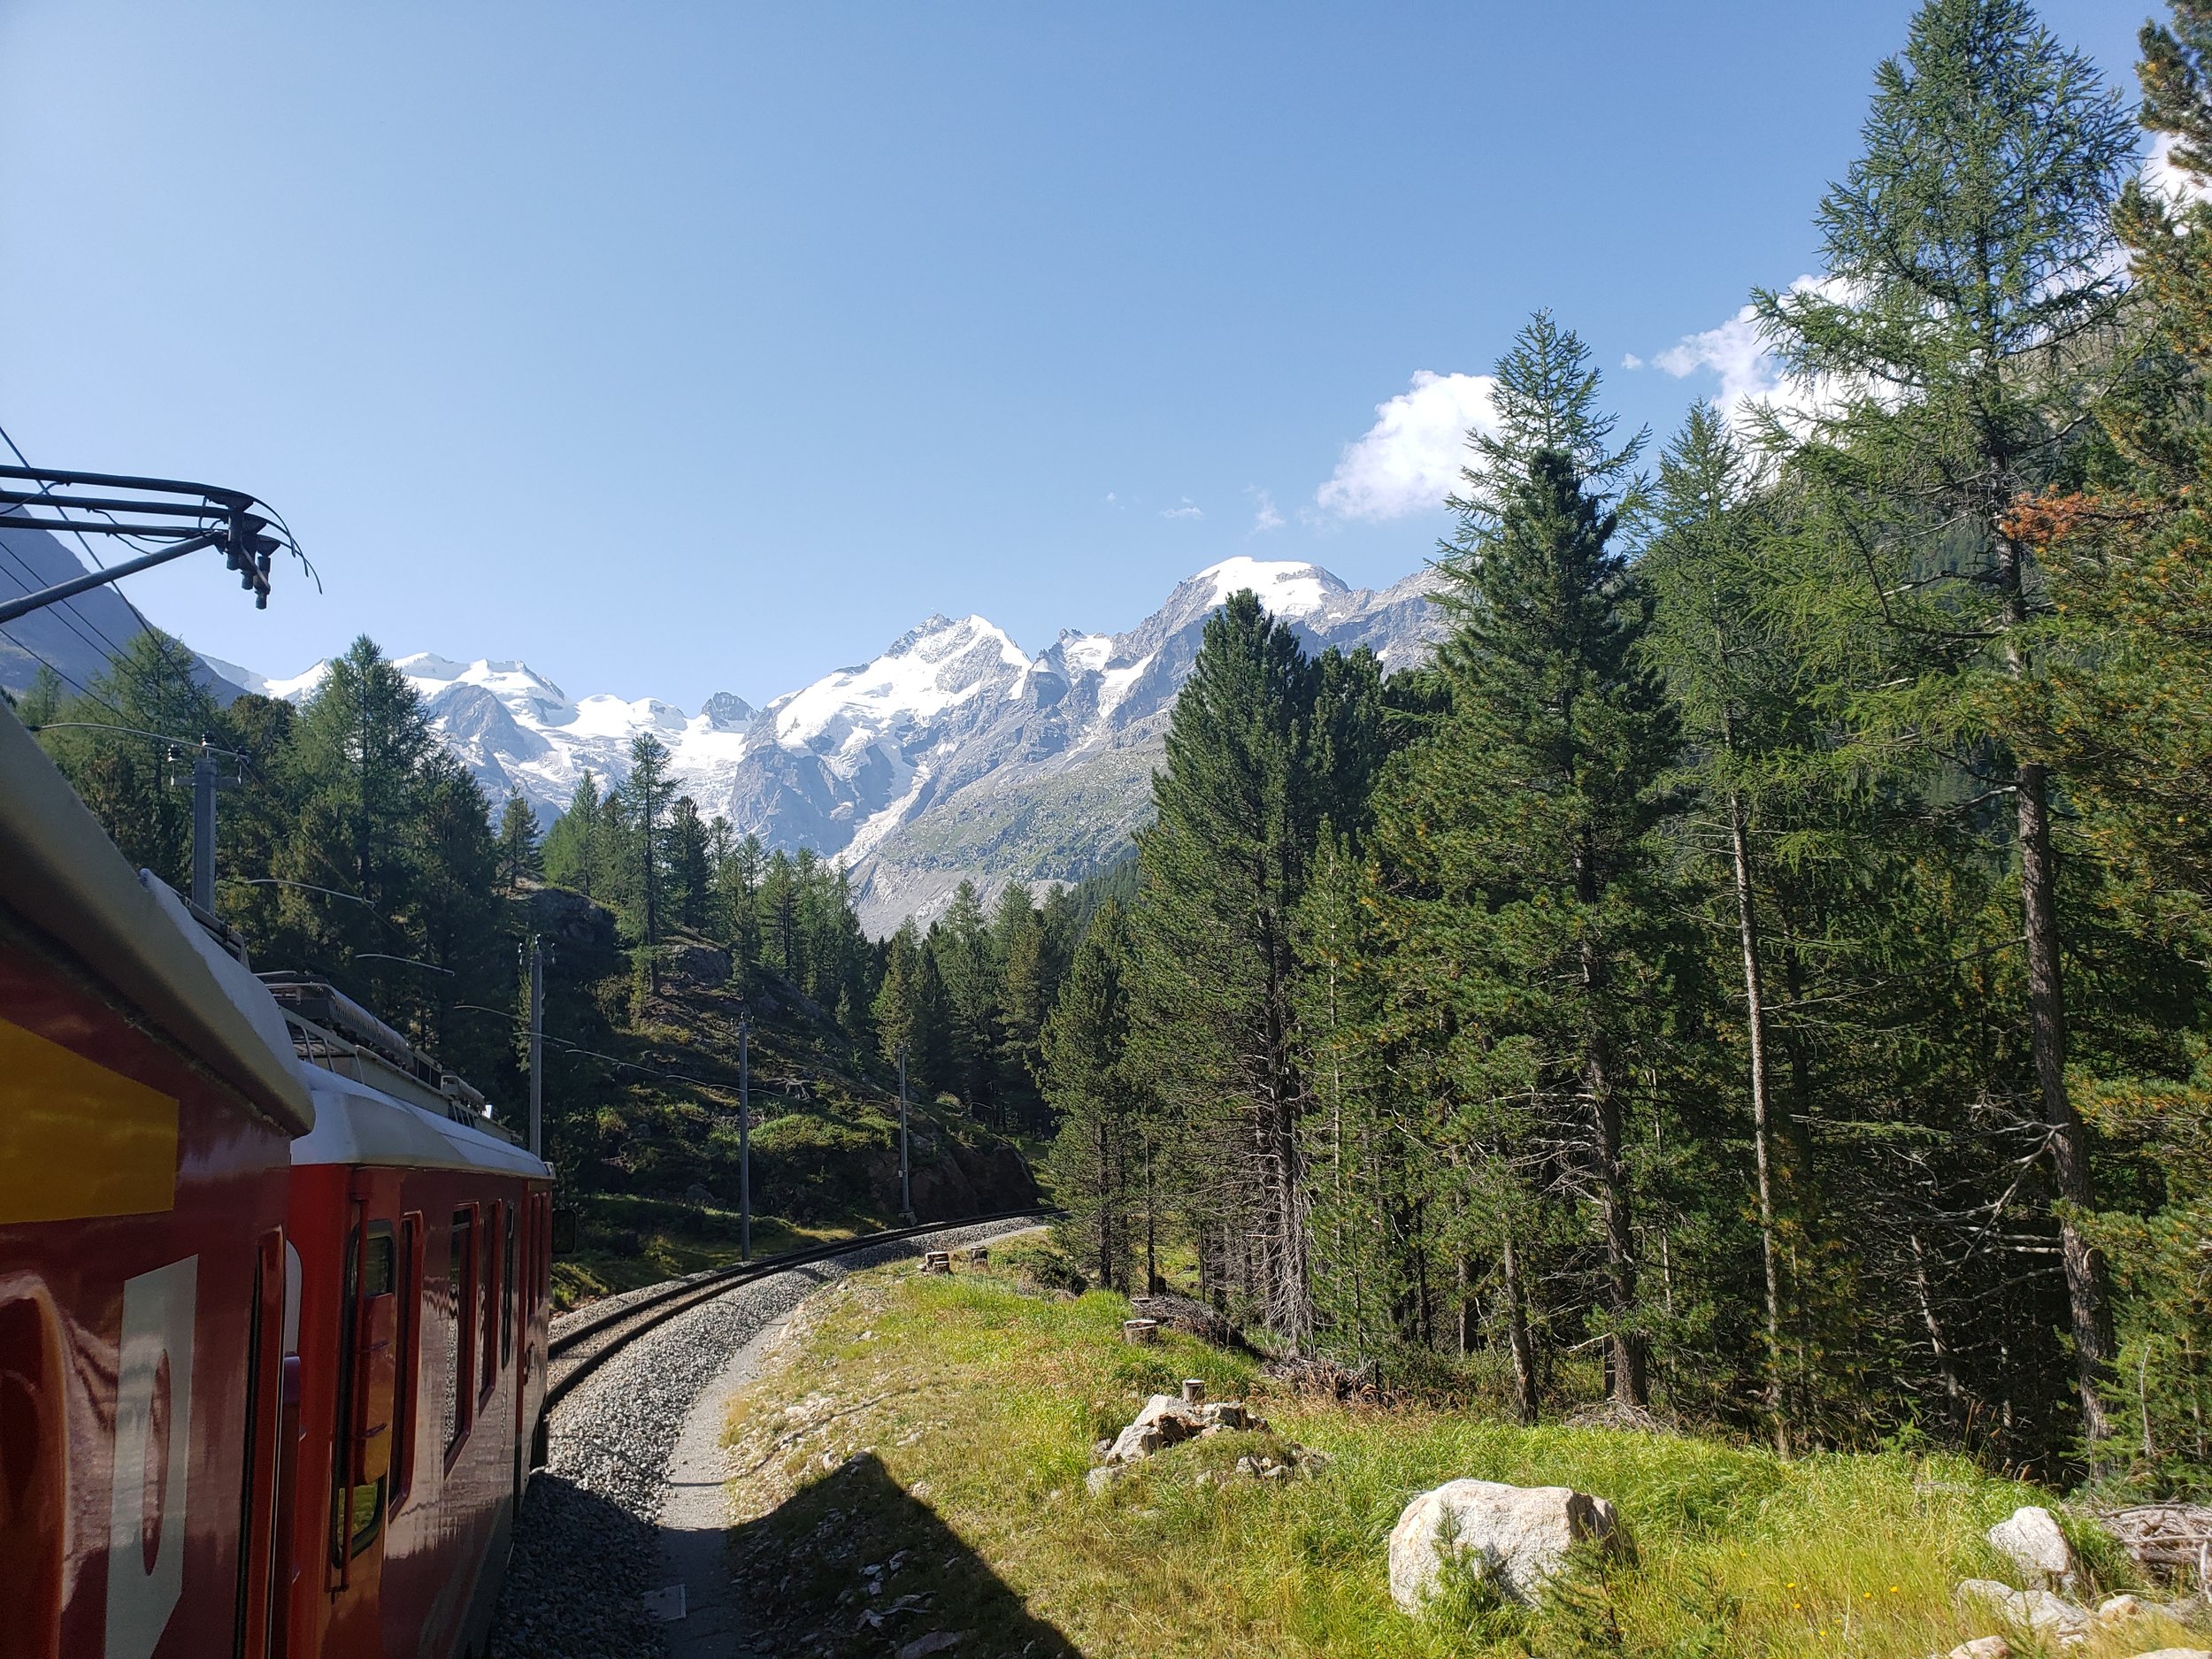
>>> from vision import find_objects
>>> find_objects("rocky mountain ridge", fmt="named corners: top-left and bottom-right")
top-left (210, 556), bottom-right (1444, 931)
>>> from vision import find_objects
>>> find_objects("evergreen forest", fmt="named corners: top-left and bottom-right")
top-left (1038, 0), bottom-right (2212, 1494)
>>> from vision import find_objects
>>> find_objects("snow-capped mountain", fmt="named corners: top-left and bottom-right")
top-left (221, 557), bottom-right (1442, 932)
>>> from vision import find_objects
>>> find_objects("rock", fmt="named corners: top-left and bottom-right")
top-left (2124, 1649), bottom-right (2212, 1658)
top-left (1947, 1640), bottom-right (2011, 1659)
top-left (661, 938), bottom-right (733, 987)
top-left (1955, 1579), bottom-right (2090, 1644)
top-left (895, 1633), bottom-right (968, 1659)
top-left (1085, 1466), bottom-right (1120, 1497)
top-left (1105, 1394), bottom-right (1203, 1464)
top-left (1989, 1506), bottom-right (2080, 1589)
top-left (2099, 1594), bottom-right (2147, 1624)
top-left (1199, 1401), bottom-right (1263, 1432)
top-left (1388, 1479), bottom-right (1623, 1612)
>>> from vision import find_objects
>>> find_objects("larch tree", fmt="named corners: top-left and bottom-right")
top-left (1755, 0), bottom-right (2136, 1443)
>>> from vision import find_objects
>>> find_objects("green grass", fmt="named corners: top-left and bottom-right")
top-left (717, 1262), bottom-right (2196, 1659)
top-left (549, 1191), bottom-right (856, 1310)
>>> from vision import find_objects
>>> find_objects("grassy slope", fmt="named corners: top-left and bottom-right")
top-left (718, 1256), bottom-right (2195, 1659)
top-left (546, 929), bottom-right (1037, 1310)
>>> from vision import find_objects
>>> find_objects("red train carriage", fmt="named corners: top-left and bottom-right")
top-left (2, 699), bottom-right (555, 1659)
top-left (261, 980), bottom-right (551, 1659)
top-left (0, 704), bottom-right (315, 1659)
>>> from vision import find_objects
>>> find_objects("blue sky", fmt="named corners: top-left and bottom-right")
top-left (0, 1), bottom-right (2147, 708)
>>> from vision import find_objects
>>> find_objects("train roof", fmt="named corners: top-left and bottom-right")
top-left (0, 700), bottom-right (315, 1135)
top-left (290, 1066), bottom-right (549, 1180)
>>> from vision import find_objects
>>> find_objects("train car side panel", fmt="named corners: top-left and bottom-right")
top-left (0, 934), bottom-right (295, 1659)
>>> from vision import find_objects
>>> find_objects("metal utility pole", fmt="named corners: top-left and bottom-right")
top-left (897, 1041), bottom-right (912, 1221)
top-left (527, 935), bottom-right (544, 1158)
top-left (171, 738), bottom-right (234, 915)
top-left (738, 1015), bottom-right (752, 1263)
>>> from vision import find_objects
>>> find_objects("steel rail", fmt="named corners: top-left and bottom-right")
top-left (542, 1207), bottom-right (1051, 1410)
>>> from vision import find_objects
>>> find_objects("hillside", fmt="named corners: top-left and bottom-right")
top-left (515, 882), bottom-right (1039, 1308)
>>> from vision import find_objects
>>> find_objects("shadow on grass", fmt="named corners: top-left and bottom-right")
top-left (718, 1452), bottom-right (1080, 1659)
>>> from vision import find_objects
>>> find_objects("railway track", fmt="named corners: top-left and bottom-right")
top-left (543, 1208), bottom-right (1050, 1409)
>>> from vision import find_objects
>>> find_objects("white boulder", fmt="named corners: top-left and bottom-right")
top-left (1988, 1506), bottom-right (2079, 1589)
top-left (1388, 1479), bottom-right (1621, 1612)
top-left (1956, 1579), bottom-right (2090, 1645)
top-left (1947, 1639), bottom-right (2011, 1659)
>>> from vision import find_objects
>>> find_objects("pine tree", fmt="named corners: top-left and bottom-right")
top-left (874, 922), bottom-right (925, 1072)
top-left (1043, 899), bottom-right (1141, 1289)
top-left (623, 733), bottom-right (673, 988)
top-left (37, 631), bottom-right (227, 892)
top-left (1131, 590), bottom-right (1324, 1344)
top-left (722, 831), bottom-right (766, 977)
top-left (495, 790), bottom-right (542, 893)
top-left (541, 771), bottom-right (604, 896)
top-left (664, 795), bottom-right (712, 929)
top-left (277, 635), bottom-right (437, 1011)
top-left (1755, 0), bottom-right (2136, 1444)
top-left (1373, 443), bottom-right (1679, 1408)
top-left (934, 881), bottom-right (1002, 1121)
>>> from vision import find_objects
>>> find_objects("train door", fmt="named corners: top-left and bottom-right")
top-left (323, 1171), bottom-right (401, 1655)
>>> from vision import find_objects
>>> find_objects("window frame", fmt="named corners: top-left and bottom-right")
top-left (443, 1206), bottom-right (476, 1463)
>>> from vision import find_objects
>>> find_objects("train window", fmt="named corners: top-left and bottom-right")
top-left (501, 1202), bottom-right (516, 1368)
top-left (389, 1216), bottom-right (421, 1510)
top-left (343, 1226), bottom-right (394, 1560)
top-left (478, 1208), bottom-right (498, 1404)
top-left (444, 1210), bottom-right (473, 1455)
top-left (329, 1225), bottom-right (395, 1569)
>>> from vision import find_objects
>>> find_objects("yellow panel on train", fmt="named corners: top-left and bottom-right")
top-left (0, 1014), bottom-right (178, 1222)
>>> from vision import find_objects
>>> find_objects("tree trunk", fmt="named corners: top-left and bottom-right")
top-left (1910, 1231), bottom-right (1962, 1417)
top-left (1589, 1044), bottom-right (1646, 1406)
top-left (2017, 758), bottom-right (2116, 1443)
top-left (1503, 1233), bottom-right (1537, 1425)
top-left (1996, 530), bottom-right (2115, 1447)
top-left (1729, 789), bottom-right (1790, 1455)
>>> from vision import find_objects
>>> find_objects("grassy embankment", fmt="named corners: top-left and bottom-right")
top-left (718, 1248), bottom-right (2193, 1659)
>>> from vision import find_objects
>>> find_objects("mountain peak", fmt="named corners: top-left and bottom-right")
top-left (1188, 557), bottom-right (1348, 618)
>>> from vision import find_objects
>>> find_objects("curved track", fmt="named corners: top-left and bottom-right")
top-left (498, 1212), bottom-right (1051, 1658)
top-left (545, 1209), bottom-right (1048, 1409)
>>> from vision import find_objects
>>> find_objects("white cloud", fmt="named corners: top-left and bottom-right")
top-left (2142, 130), bottom-right (2212, 208)
top-left (1160, 500), bottom-right (1202, 520)
top-left (1649, 274), bottom-right (1866, 433)
top-left (1620, 352), bottom-right (1644, 370)
top-left (1315, 369), bottom-right (1500, 520)
top-left (1248, 488), bottom-right (1283, 534)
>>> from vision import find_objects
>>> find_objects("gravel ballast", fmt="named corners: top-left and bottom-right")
top-left (492, 1220), bottom-right (1043, 1659)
